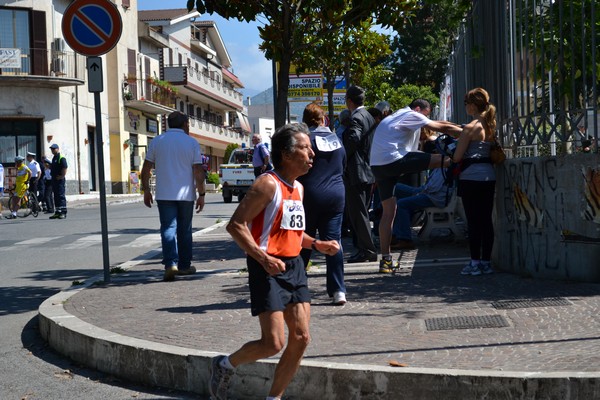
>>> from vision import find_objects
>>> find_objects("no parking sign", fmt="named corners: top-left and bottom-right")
top-left (61, 0), bottom-right (122, 57)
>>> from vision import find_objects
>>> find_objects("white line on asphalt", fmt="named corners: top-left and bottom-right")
top-left (63, 234), bottom-right (120, 249)
top-left (120, 233), bottom-right (162, 248)
top-left (14, 236), bottom-right (63, 245)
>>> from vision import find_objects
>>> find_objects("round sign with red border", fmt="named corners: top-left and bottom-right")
top-left (62, 0), bottom-right (122, 57)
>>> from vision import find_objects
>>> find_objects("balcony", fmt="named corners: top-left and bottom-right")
top-left (163, 65), bottom-right (244, 110)
top-left (0, 48), bottom-right (85, 88)
top-left (123, 77), bottom-right (177, 115)
top-left (188, 114), bottom-right (247, 148)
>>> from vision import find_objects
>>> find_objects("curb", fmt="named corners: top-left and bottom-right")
top-left (38, 223), bottom-right (600, 399)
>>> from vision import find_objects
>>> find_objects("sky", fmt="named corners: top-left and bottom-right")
top-left (138, 0), bottom-right (272, 99)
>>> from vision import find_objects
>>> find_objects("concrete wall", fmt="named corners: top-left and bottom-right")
top-left (495, 154), bottom-right (600, 282)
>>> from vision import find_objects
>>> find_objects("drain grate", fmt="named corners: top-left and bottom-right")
top-left (425, 315), bottom-right (509, 331)
top-left (491, 297), bottom-right (572, 310)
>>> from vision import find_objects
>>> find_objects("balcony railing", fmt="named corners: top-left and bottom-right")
top-left (188, 114), bottom-right (246, 144)
top-left (123, 77), bottom-right (177, 109)
top-left (0, 48), bottom-right (85, 85)
top-left (163, 64), bottom-right (244, 107)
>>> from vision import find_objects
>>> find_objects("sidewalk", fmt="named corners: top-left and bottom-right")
top-left (39, 223), bottom-right (600, 399)
top-left (0, 191), bottom-right (143, 215)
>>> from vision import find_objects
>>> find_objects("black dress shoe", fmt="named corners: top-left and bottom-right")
top-left (347, 251), bottom-right (378, 263)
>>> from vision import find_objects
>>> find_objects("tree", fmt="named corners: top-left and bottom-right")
top-left (358, 65), bottom-right (438, 111)
top-left (294, 15), bottom-right (391, 128)
top-left (519, 0), bottom-right (599, 111)
top-left (188, 0), bottom-right (420, 127)
top-left (223, 143), bottom-right (239, 164)
top-left (386, 0), bottom-right (471, 95)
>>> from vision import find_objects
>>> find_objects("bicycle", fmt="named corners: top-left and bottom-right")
top-left (5, 186), bottom-right (40, 218)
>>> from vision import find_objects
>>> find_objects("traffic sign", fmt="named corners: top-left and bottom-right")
top-left (62, 0), bottom-right (122, 57)
top-left (87, 57), bottom-right (103, 92)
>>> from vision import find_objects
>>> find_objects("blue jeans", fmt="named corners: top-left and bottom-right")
top-left (392, 184), bottom-right (434, 240)
top-left (157, 200), bottom-right (194, 270)
top-left (300, 210), bottom-right (345, 297)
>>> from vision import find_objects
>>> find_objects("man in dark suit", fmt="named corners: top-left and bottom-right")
top-left (342, 86), bottom-right (378, 263)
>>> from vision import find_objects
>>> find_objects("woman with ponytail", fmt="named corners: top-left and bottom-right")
top-left (452, 87), bottom-right (497, 276)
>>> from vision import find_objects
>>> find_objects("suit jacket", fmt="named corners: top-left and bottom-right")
top-left (343, 107), bottom-right (376, 186)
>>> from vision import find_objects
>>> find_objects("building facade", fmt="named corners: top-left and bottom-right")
top-left (139, 9), bottom-right (249, 175)
top-left (0, 1), bottom-right (248, 195)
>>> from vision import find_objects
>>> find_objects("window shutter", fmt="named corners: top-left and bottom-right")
top-left (144, 56), bottom-right (151, 98)
top-left (127, 48), bottom-right (137, 97)
top-left (31, 10), bottom-right (48, 76)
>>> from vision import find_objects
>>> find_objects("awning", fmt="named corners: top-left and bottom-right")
top-left (236, 111), bottom-right (251, 133)
top-left (125, 99), bottom-right (176, 115)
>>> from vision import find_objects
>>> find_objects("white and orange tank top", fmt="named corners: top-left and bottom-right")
top-left (250, 171), bottom-right (305, 257)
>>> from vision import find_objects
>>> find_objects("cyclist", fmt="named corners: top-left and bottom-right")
top-left (6, 156), bottom-right (31, 219)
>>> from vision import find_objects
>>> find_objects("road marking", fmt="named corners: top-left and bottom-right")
top-left (14, 237), bottom-right (63, 245)
top-left (120, 233), bottom-right (161, 248)
top-left (64, 234), bottom-right (120, 249)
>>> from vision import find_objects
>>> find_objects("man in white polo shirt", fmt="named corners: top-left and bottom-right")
top-left (141, 111), bottom-right (206, 281)
top-left (370, 99), bottom-right (462, 273)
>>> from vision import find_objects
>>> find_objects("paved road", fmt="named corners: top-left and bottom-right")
top-left (0, 193), bottom-right (227, 399)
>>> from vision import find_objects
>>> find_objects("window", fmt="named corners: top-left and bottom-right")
top-left (0, 119), bottom-right (41, 164)
top-left (0, 8), bottom-right (47, 75)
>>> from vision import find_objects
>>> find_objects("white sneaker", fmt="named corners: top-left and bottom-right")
top-left (333, 291), bottom-right (347, 305)
top-left (461, 263), bottom-right (481, 276)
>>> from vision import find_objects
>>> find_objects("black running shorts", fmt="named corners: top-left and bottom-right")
top-left (247, 254), bottom-right (311, 316)
top-left (372, 152), bottom-right (432, 201)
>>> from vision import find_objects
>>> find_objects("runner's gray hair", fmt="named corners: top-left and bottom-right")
top-left (270, 123), bottom-right (309, 169)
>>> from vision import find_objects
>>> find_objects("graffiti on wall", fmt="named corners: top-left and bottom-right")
top-left (582, 166), bottom-right (600, 224)
top-left (498, 157), bottom-right (600, 276)
top-left (513, 184), bottom-right (544, 229)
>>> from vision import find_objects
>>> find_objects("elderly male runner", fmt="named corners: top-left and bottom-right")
top-left (209, 123), bottom-right (340, 400)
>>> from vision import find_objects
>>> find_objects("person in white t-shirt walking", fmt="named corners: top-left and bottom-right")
top-left (141, 111), bottom-right (206, 281)
top-left (370, 99), bottom-right (462, 273)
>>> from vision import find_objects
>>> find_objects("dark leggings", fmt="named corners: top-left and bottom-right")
top-left (458, 180), bottom-right (496, 261)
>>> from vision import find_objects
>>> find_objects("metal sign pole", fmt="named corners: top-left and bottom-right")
top-left (88, 56), bottom-right (111, 283)
top-left (94, 91), bottom-right (111, 283)
top-left (62, 0), bottom-right (122, 283)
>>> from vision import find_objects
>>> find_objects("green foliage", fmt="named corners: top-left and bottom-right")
top-left (296, 13), bottom-right (391, 126)
top-left (386, 0), bottom-right (471, 95)
top-left (189, 0), bottom-right (422, 127)
top-left (207, 172), bottom-right (220, 185)
top-left (223, 143), bottom-right (239, 164)
top-left (517, 0), bottom-right (599, 110)
top-left (358, 65), bottom-right (438, 111)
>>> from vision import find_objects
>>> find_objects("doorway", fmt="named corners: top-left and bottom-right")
top-left (87, 126), bottom-right (97, 191)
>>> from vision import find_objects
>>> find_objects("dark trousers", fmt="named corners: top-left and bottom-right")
top-left (458, 180), bottom-right (496, 261)
top-left (44, 180), bottom-right (54, 212)
top-left (29, 179), bottom-right (38, 197)
top-left (344, 182), bottom-right (376, 254)
top-left (37, 179), bottom-right (45, 203)
top-left (300, 205), bottom-right (345, 297)
top-left (52, 178), bottom-right (67, 214)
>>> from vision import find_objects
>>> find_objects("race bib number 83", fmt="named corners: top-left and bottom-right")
top-left (281, 200), bottom-right (305, 230)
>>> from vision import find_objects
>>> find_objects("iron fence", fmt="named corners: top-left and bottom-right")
top-left (443, 0), bottom-right (598, 156)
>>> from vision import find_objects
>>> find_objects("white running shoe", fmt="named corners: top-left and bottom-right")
top-left (333, 291), bottom-right (347, 305)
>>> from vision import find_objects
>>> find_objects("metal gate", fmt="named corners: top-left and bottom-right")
top-left (442, 0), bottom-right (598, 157)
